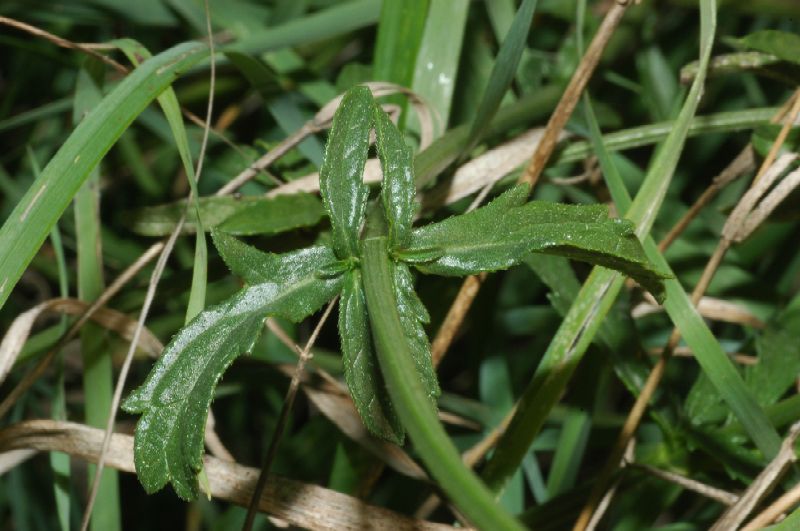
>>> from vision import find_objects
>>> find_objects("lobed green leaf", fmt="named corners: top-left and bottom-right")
top-left (374, 105), bottom-right (416, 249)
top-left (401, 186), bottom-right (667, 301)
top-left (122, 238), bottom-right (343, 498)
top-left (393, 261), bottom-right (439, 406)
top-left (319, 86), bottom-right (373, 259)
top-left (338, 269), bottom-right (404, 443)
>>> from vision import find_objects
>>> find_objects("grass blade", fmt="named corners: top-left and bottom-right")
top-left (409, 0), bottom-right (470, 136)
top-left (464, 0), bottom-right (538, 152)
top-left (71, 63), bottom-right (122, 531)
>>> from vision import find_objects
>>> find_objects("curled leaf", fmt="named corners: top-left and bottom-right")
top-left (319, 86), bottom-right (373, 259)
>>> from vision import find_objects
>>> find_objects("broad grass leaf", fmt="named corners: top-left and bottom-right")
top-left (319, 85), bottom-right (373, 259)
top-left (737, 30), bottom-right (800, 66)
top-left (402, 186), bottom-right (667, 301)
top-left (132, 194), bottom-right (324, 236)
top-left (122, 241), bottom-right (343, 498)
top-left (339, 269), bottom-right (404, 443)
top-left (374, 105), bottom-right (415, 249)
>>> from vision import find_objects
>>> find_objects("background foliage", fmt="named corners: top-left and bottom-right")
top-left (1, 0), bottom-right (799, 529)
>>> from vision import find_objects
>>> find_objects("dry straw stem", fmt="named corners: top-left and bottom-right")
top-left (711, 421), bottom-right (800, 530)
top-left (658, 88), bottom-right (799, 252)
top-left (0, 298), bottom-right (163, 385)
top-left (574, 90), bottom-right (800, 530)
top-left (0, 420), bottom-right (455, 531)
top-left (631, 462), bottom-right (739, 506)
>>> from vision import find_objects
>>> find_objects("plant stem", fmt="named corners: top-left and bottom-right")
top-left (360, 236), bottom-right (524, 531)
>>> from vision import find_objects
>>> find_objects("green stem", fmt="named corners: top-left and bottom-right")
top-left (360, 236), bottom-right (524, 531)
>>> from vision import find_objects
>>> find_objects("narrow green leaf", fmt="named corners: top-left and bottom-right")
top-left (319, 86), bottom-right (373, 259)
top-left (226, 0), bottom-right (381, 55)
top-left (374, 105), bottom-right (415, 249)
top-left (403, 186), bottom-right (667, 300)
top-left (133, 194), bottom-right (324, 236)
top-left (338, 269), bottom-right (404, 443)
top-left (738, 29), bottom-right (800, 65)
top-left (0, 41), bottom-right (208, 311)
top-left (123, 243), bottom-right (344, 498)
top-left (464, 0), bottom-right (538, 152)
top-left (481, 0), bottom-right (765, 494)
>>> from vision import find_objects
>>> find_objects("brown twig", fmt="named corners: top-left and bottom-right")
top-left (519, 0), bottom-right (631, 188)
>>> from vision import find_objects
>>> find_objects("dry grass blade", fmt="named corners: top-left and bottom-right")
top-left (658, 146), bottom-right (755, 251)
top-left (742, 480), bottom-right (800, 530)
top-left (421, 127), bottom-right (553, 212)
top-left (632, 296), bottom-right (766, 328)
top-left (710, 421), bottom-right (800, 530)
top-left (0, 420), bottom-right (456, 531)
top-left (631, 463), bottom-right (739, 506)
top-left (0, 298), bottom-right (162, 385)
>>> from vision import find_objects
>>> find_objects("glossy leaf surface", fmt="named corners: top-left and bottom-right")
top-left (123, 239), bottom-right (343, 498)
top-left (374, 105), bottom-right (415, 249)
top-left (132, 194), bottom-right (324, 236)
top-left (393, 261), bottom-right (439, 406)
top-left (338, 269), bottom-right (404, 443)
top-left (319, 85), bottom-right (372, 259)
top-left (402, 186), bottom-right (667, 301)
